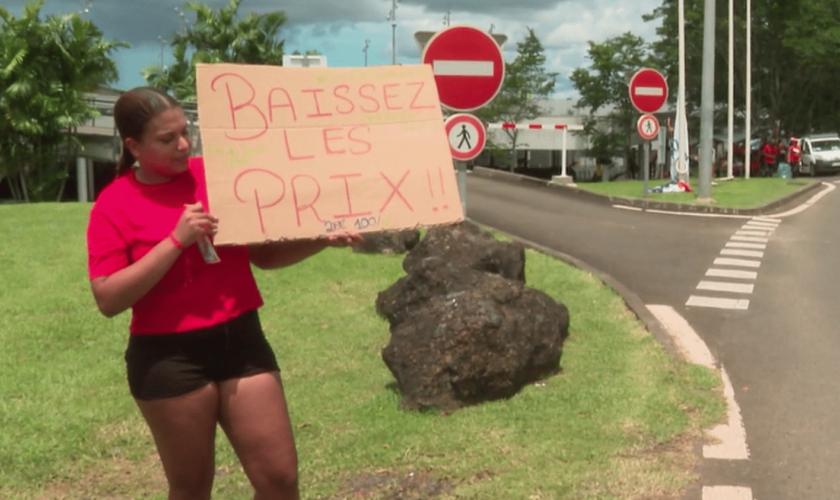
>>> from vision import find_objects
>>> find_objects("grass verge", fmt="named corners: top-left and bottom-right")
top-left (577, 177), bottom-right (816, 208)
top-left (0, 203), bottom-right (725, 499)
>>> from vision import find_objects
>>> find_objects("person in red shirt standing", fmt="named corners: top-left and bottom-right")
top-left (788, 137), bottom-right (802, 174)
top-left (87, 87), bottom-right (361, 500)
top-left (760, 138), bottom-right (779, 177)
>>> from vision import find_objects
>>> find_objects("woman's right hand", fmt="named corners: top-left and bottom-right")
top-left (171, 202), bottom-right (219, 247)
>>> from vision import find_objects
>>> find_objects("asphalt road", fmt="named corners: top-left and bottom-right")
top-left (466, 173), bottom-right (840, 499)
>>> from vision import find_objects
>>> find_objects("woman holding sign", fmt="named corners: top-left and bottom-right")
top-left (86, 86), bottom-right (360, 500)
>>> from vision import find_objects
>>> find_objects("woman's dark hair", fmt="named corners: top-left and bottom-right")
top-left (113, 87), bottom-right (181, 177)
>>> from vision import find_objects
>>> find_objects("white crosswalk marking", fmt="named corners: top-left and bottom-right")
top-left (720, 249), bottom-right (764, 258)
top-left (714, 258), bottom-right (761, 268)
top-left (697, 281), bottom-right (755, 293)
top-left (726, 242), bottom-right (766, 250)
top-left (686, 296), bottom-right (750, 309)
top-left (706, 268), bottom-right (758, 279)
top-left (730, 235), bottom-right (769, 243)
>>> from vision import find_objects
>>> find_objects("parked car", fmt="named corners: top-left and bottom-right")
top-left (799, 133), bottom-right (840, 176)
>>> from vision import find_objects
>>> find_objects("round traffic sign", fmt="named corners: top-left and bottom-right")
top-left (444, 113), bottom-right (486, 161)
top-left (628, 68), bottom-right (668, 114)
top-left (637, 114), bottom-right (660, 141)
top-left (421, 26), bottom-right (505, 112)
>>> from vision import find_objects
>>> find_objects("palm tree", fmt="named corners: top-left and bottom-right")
top-left (0, 0), bottom-right (127, 201)
top-left (142, 0), bottom-right (287, 102)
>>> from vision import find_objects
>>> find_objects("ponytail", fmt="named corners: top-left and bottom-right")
top-left (116, 147), bottom-right (136, 178)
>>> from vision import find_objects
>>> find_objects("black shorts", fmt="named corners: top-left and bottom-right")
top-left (125, 310), bottom-right (280, 401)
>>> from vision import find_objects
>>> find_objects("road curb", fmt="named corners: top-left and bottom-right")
top-left (472, 221), bottom-right (681, 361)
top-left (471, 166), bottom-right (824, 216)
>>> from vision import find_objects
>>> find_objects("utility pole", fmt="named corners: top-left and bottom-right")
top-left (745, 0), bottom-right (752, 179)
top-left (697, 0), bottom-right (716, 200)
top-left (158, 35), bottom-right (166, 67)
top-left (727, 0), bottom-right (734, 178)
top-left (443, 10), bottom-right (450, 27)
top-left (386, 0), bottom-right (399, 65)
top-left (363, 39), bottom-right (370, 67)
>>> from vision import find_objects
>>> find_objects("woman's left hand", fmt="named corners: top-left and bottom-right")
top-left (325, 232), bottom-right (364, 248)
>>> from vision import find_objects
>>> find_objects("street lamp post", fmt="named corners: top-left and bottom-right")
top-left (363, 39), bottom-right (370, 67)
top-left (386, 0), bottom-right (399, 65)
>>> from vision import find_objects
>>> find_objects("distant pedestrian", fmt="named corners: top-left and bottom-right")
top-left (788, 137), bottom-right (802, 172)
top-left (760, 138), bottom-right (778, 176)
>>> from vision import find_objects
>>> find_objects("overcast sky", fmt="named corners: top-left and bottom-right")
top-left (5, 0), bottom-right (663, 98)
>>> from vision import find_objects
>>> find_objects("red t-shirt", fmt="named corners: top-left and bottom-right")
top-left (761, 143), bottom-right (778, 165)
top-left (87, 157), bottom-right (263, 334)
top-left (788, 144), bottom-right (802, 163)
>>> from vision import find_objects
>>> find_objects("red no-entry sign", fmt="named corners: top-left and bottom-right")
top-left (421, 26), bottom-right (505, 112)
top-left (628, 68), bottom-right (668, 114)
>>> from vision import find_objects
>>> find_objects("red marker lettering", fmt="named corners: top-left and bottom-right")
top-left (333, 84), bottom-right (355, 115)
top-left (382, 83), bottom-right (402, 111)
top-left (210, 73), bottom-right (268, 141)
top-left (283, 130), bottom-right (315, 162)
top-left (358, 83), bottom-right (380, 113)
top-left (291, 175), bottom-right (324, 227)
top-left (379, 170), bottom-right (413, 213)
top-left (330, 173), bottom-right (372, 219)
top-left (408, 81), bottom-right (436, 109)
top-left (302, 88), bottom-right (333, 118)
top-left (322, 127), bottom-right (346, 155)
top-left (268, 87), bottom-right (297, 122)
top-left (348, 125), bottom-right (372, 155)
top-left (233, 169), bottom-right (286, 235)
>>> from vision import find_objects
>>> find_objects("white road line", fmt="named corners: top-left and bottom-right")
top-left (714, 258), bottom-right (761, 268)
top-left (743, 221), bottom-right (778, 228)
top-left (613, 205), bottom-right (643, 211)
top-left (742, 225), bottom-right (775, 232)
top-left (752, 216), bottom-right (782, 223)
top-left (432, 60), bottom-right (494, 76)
top-left (647, 305), bottom-right (715, 369)
top-left (730, 235), bottom-right (769, 243)
top-left (735, 230), bottom-right (772, 237)
top-left (645, 209), bottom-right (752, 219)
top-left (706, 268), bottom-right (758, 279)
top-left (720, 249), bottom-right (764, 258)
top-left (686, 296), bottom-right (750, 309)
top-left (702, 486), bottom-right (753, 500)
top-left (648, 306), bottom-right (752, 498)
top-left (725, 242), bottom-right (766, 250)
top-left (771, 182), bottom-right (836, 218)
top-left (697, 281), bottom-right (755, 294)
top-left (704, 365), bottom-right (750, 459)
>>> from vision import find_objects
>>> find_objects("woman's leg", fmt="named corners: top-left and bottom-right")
top-left (218, 371), bottom-right (299, 500)
top-left (135, 383), bottom-right (220, 500)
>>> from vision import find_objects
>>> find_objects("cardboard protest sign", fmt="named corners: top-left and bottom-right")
top-left (195, 63), bottom-right (464, 245)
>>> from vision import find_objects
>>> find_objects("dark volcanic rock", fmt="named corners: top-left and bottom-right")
top-left (377, 261), bottom-right (569, 411)
top-left (352, 229), bottom-right (421, 255)
top-left (402, 221), bottom-right (526, 283)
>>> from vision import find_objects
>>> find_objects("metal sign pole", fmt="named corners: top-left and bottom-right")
top-left (643, 140), bottom-right (650, 198)
top-left (455, 160), bottom-right (467, 214)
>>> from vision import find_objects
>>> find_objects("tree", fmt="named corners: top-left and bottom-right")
top-left (645, 0), bottom-right (840, 139)
top-left (476, 28), bottom-right (558, 170)
top-left (569, 32), bottom-right (653, 166)
top-left (142, 0), bottom-right (287, 102)
top-left (0, 0), bottom-right (127, 201)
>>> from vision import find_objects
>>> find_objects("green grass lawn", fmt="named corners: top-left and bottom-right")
top-left (0, 203), bottom-right (725, 500)
top-left (577, 177), bottom-right (816, 209)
